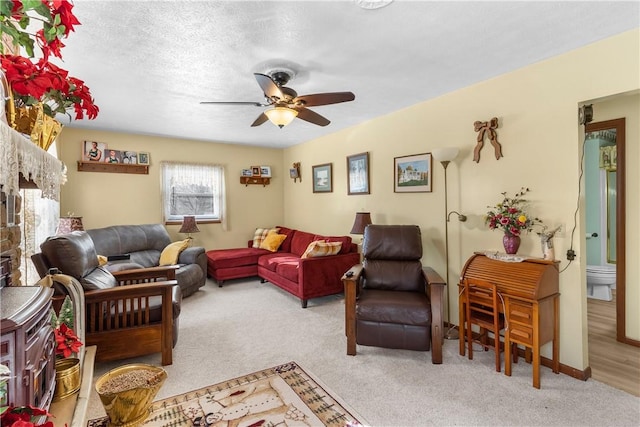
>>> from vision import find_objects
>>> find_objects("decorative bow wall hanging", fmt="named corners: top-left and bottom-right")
top-left (473, 117), bottom-right (503, 163)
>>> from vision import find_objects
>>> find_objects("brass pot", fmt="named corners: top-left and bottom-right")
top-left (53, 358), bottom-right (81, 401)
top-left (95, 364), bottom-right (167, 427)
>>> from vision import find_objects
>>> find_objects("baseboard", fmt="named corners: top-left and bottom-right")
top-left (446, 323), bottom-right (592, 381)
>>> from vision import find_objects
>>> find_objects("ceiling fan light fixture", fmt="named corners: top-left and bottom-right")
top-left (265, 107), bottom-right (298, 128)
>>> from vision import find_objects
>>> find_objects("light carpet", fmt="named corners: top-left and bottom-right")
top-left (87, 278), bottom-right (640, 426)
top-left (88, 361), bottom-right (365, 427)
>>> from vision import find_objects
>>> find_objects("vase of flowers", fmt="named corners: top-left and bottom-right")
top-left (485, 187), bottom-right (542, 254)
top-left (0, 0), bottom-right (98, 149)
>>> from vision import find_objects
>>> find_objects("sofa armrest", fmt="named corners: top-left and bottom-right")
top-left (112, 265), bottom-right (178, 284)
top-left (178, 246), bottom-right (205, 265)
top-left (298, 252), bottom-right (361, 294)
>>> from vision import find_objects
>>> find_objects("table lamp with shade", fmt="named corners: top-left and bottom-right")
top-left (350, 212), bottom-right (372, 241)
top-left (432, 147), bottom-right (467, 340)
top-left (179, 216), bottom-right (200, 240)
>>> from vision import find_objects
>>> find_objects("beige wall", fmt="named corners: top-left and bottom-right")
top-left (282, 29), bottom-right (640, 369)
top-left (57, 29), bottom-right (639, 371)
top-left (57, 129), bottom-right (284, 249)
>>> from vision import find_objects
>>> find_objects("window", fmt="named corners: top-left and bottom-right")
top-left (161, 162), bottom-right (226, 223)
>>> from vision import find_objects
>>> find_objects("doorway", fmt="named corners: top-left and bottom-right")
top-left (585, 118), bottom-right (626, 342)
top-left (585, 117), bottom-right (640, 396)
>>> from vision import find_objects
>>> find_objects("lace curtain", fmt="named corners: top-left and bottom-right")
top-left (19, 142), bottom-right (60, 285)
top-left (0, 120), bottom-right (65, 201)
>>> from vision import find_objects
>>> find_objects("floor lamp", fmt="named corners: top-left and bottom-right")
top-left (432, 148), bottom-right (466, 340)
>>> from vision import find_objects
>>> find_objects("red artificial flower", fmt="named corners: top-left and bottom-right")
top-left (0, 405), bottom-right (53, 427)
top-left (1, 55), bottom-right (53, 99)
top-left (50, 0), bottom-right (81, 36)
top-left (54, 323), bottom-right (83, 358)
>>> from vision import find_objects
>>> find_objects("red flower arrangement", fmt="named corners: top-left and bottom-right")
top-left (0, 405), bottom-right (53, 427)
top-left (53, 323), bottom-right (82, 358)
top-left (0, 0), bottom-right (99, 121)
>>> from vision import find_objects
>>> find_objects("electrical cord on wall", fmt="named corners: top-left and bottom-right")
top-left (562, 105), bottom-right (593, 273)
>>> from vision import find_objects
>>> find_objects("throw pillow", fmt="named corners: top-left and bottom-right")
top-left (252, 227), bottom-right (280, 248)
top-left (159, 239), bottom-right (191, 266)
top-left (301, 240), bottom-right (343, 259)
top-left (260, 233), bottom-right (287, 252)
top-left (97, 255), bottom-right (108, 266)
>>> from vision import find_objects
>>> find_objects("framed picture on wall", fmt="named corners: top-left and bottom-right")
top-left (260, 166), bottom-right (272, 177)
top-left (103, 149), bottom-right (122, 163)
top-left (347, 152), bottom-right (370, 195)
top-left (251, 166), bottom-right (261, 177)
top-left (122, 151), bottom-right (138, 164)
top-left (138, 152), bottom-right (150, 165)
top-left (394, 153), bottom-right (432, 193)
top-left (83, 140), bottom-right (106, 162)
top-left (312, 163), bottom-right (333, 193)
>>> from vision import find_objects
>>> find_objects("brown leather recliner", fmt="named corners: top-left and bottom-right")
top-left (33, 231), bottom-right (181, 365)
top-left (342, 225), bottom-right (446, 364)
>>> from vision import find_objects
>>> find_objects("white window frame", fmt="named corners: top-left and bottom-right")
top-left (161, 162), bottom-right (225, 224)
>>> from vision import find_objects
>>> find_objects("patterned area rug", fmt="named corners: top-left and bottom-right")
top-left (88, 361), bottom-right (366, 427)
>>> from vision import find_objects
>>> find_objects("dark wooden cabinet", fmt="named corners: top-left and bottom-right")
top-left (1, 286), bottom-right (56, 411)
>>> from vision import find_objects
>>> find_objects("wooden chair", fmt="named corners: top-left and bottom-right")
top-left (32, 232), bottom-right (182, 366)
top-left (462, 278), bottom-right (505, 372)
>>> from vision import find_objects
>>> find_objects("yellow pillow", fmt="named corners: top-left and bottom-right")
top-left (260, 233), bottom-right (287, 252)
top-left (97, 255), bottom-right (108, 266)
top-left (301, 240), bottom-right (342, 259)
top-left (159, 239), bottom-right (190, 266)
top-left (252, 227), bottom-right (280, 248)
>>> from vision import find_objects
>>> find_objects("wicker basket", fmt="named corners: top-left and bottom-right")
top-left (2, 75), bottom-right (62, 151)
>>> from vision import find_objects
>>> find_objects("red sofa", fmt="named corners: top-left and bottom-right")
top-left (206, 226), bottom-right (360, 307)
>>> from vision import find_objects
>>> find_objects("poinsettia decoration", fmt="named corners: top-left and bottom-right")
top-left (0, 0), bottom-right (99, 120)
top-left (0, 405), bottom-right (53, 427)
top-left (53, 323), bottom-right (82, 358)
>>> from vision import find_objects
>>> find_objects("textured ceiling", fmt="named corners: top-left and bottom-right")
top-left (57, 1), bottom-right (639, 148)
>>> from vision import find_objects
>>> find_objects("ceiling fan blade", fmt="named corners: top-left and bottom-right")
top-left (295, 107), bottom-right (330, 127)
top-left (294, 92), bottom-right (355, 107)
top-left (251, 113), bottom-right (269, 127)
top-left (254, 73), bottom-right (284, 100)
top-left (200, 101), bottom-right (265, 106)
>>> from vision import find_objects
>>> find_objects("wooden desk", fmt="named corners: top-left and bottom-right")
top-left (458, 252), bottom-right (560, 388)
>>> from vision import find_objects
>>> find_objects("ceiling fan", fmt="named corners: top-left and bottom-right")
top-left (200, 70), bottom-right (355, 128)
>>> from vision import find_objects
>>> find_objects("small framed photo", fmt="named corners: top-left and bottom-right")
top-left (83, 140), bottom-right (106, 161)
top-left (103, 149), bottom-right (122, 163)
top-left (347, 152), bottom-right (370, 195)
top-left (260, 166), bottom-right (272, 177)
top-left (251, 166), bottom-right (261, 177)
top-left (289, 168), bottom-right (299, 179)
top-left (138, 152), bottom-right (150, 165)
top-left (394, 152), bottom-right (432, 193)
top-left (242, 169), bottom-right (253, 177)
top-left (312, 163), bottom-right (333, 193)
top-left (122, 151), bottom-right (138, 164)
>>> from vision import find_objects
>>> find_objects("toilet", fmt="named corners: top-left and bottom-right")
top-left (586, 265), bottom-right (616, 301)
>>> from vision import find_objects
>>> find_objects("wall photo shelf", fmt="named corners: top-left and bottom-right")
top-left (77, 161), bottom-right (149, 174)
top-left (240, 176), bottom-right (270, 187)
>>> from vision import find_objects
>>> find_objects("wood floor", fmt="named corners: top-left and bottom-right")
top-left (587, 290), bottom-right (640, 396)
